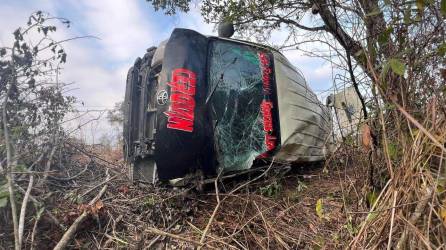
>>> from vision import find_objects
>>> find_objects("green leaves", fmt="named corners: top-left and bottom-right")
top-left (438, 43), bottom-right (446, 57)
top-left (378, 27), bottom-right (393, 46)
top-left (13, 28), bottom-right (23, 41)
top-left (387, 142), bottom-right (398, 160)
top-left (381, 58), bottom-right (406, 81)
top-left (260, 181), bottom-right (282, 198)
top-left (146, 0), bottom-right (192, 15)
top-left (316, 198), bottom-right (324, 219)
top-left (365, 9), bottom-right (382, 17)
top-left (0, 184), bottom-right (9, 208)
top-left (366, 191), bottom-right (378, 207)
top-left (416, 0), bottom-right (426, 12)
top-left (389, 58), bottom-right (406, 76)
top-left (344, 216), bottom-right (359, 236)
top-left (404, 5), bottom-right (412, 24)
top-left (441, 0), bottom-right (446, 16)
top-left (0, 197), bottom-right (7, 208)
top-left (366, 211), bottom-right (378, 222)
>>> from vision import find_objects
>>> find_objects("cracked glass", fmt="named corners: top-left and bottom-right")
top-left (208, 40), bottom-right (267, 171)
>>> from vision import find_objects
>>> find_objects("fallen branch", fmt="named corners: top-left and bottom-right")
top-left (48, 161), bottom-right (90, 181)
top-left (80, 173), bottom-right (120, 198)
top-left (53, 171), bottom-right (110, 250)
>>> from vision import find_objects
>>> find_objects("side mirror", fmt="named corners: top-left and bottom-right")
top-left (218, 22), bottom-right (235, 38)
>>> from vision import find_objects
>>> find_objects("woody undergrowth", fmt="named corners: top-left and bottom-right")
top-left (349, 102), bottom-right (446, 249)
top-left (346, 56), bottom-right (446, 249)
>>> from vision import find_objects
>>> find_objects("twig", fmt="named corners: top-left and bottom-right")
top-left (6, 166), bottom-right (19, 250)
top-left (393, 101), bottom-right (446, 153)
top-left (397, 214), bottom-right (433, 250)
top-left (18, 149), bottom-right (51, 248)
top-left (146, 218), bottom-right (181, 248)
top-left (346, 50), bottom-right (367, 119)
top-left (187, 222), bottom-right (239, 249)
top-left (200, 166), bottom-right (271, 185)
top-left (350, 178), bottom-right (392, 248)
top-left (253, 201), bottom-right (272, 249)
top-left (230, 159), bottom-right (276, 194)
top-left (80, 173), bottom-right (120, 198)
top-left (41, 145), bottom-right (58, 185)
top-left (103, 233), bottom-right (130, 246)
top-left (396, 187), bottom-right (433, 250)
top-left (198, 161), bottom-right (275, 248)
top-left (27, 150), bottom-right (46, 172)
top-left (346, 197), bottom-right (431, 214)
top-left (48, 162), bottom-right (90, 181)
top-left (199, 171), bottom-right (223, 248)
top-left (145, 227), bottom-right (207, 248)
top-left (18, 174), bottom-right (34, 249)
top-left (428, 148), bottom-right (444, 240)
top-left (387, 190), bottom-right (397, 249)
top-left (30, 207), bottom-right (44, 250)
top-left (53, 171), bottom-right (110, 250)
top-left (13, 170), bottom-right (58, 175)
top-left (65, 141), bottom-right (124, 171)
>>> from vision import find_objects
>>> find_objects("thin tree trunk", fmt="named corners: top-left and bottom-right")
top-left (3, 78), bottom-right (19, 250)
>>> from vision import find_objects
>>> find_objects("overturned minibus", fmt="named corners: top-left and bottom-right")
top-left (124, 28), bottom-right (333, 183)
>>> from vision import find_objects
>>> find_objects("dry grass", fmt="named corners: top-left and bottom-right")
top-left (350, 112), bottom-right (446, 249)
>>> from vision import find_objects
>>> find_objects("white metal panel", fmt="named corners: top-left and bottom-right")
top-left (272, 52), bottom-right (333, 162)
top-left (332, 86), bottom-right (363, 137)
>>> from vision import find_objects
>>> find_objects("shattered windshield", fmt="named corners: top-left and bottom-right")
top-left (208, 40), bottom-right (267, 171)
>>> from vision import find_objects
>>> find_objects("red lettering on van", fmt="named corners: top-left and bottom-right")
top-left (261, 100), bottom-right (277, 151)
top-left (164, 68), bottom-right (197, 132)
top-left (259, 52), bottom-right (276, 152)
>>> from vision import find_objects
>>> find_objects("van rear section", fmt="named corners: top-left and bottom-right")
top-left (124, 28), bottom-right (332, 183)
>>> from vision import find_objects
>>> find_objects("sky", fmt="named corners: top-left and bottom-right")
top-left (0, 0), bottom-right (333, 143)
